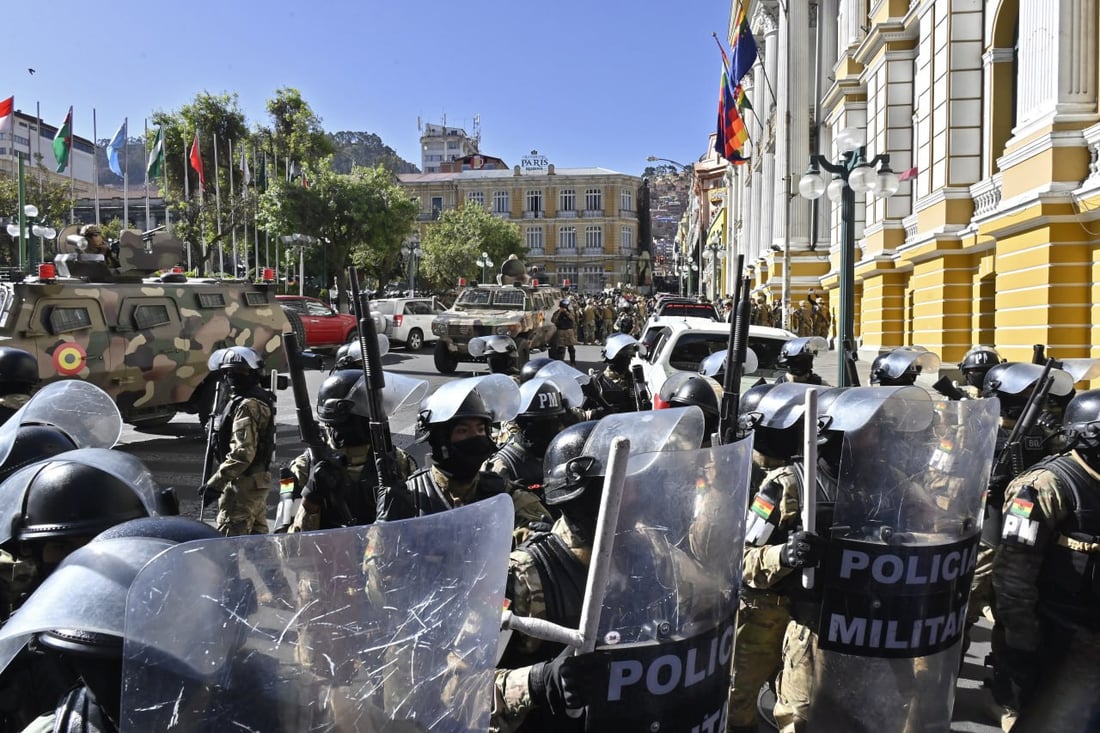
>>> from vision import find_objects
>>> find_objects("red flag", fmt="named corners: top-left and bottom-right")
top-left (715, 67), bottom-right (749, 162)
top-left (898, 166), bottom-right (919, 182)
top-left (189, 133), bottom-right (205, 192)
top-left (0, 96), bottom-right (13, 136)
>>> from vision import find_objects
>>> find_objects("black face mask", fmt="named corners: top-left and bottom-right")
top-left (519, 420), bottom-right (562, 456)
top-left (226, 371), bottom-right (257, 393)
top-left (437, 435), bottom-right (496, 480)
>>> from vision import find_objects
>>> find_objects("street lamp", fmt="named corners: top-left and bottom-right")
top-left (798, 127), bottom-right (900, 386)
top-left (401, 239), bottom-right (423, 294)
top-left (703, 242), bottom-right (726, 301)
top-left (476, 251), bottom-right (494, 284)
top-left (6, 204), bottom-right (53, 268)
top-left (279, 233), bottom-right (319, 296)
top-left (674, 259), bottom-right (697, 296)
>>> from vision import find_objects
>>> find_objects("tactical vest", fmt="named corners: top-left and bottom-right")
top-left (500, 531), bottom-right (588, 672)
top-left (216, 386), bottom-right (276, 475)
top-left (404, 468), bottom-right (509, 517)
top-left (493, 442), bottom-right (544, 490)
top-left (589, 371), bottom-right (640, 414)
top-left (1033, 455), bottom-right (1100, 629)
top-left (50, 685), bottom-right (113, 733)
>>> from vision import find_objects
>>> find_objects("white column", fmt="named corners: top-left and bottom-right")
top-left (775, 0), bottom-right (812, 248)
top-left (1018, 0), bottom-right (1099, 126)
top-left (758, 13), bottom-right (779, 264)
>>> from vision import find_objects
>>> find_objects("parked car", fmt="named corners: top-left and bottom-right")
top-left (276, 295), bottom-right (360, 351)
top-left (633, 320), bottom-right (795, 403)
top-left (370, 297), bottom-right (444, 350)
top-left (649, 297), bottom-right (721, 321)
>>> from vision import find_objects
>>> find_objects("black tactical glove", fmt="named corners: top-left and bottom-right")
top-left (529, 651), bottom-right (599, 715)
top-left (198, 483), bottom-right (221, 509)
top-left (559, 653), bottom-right (606, 710)
top-left (780, 530), bottom-right (826, 569)
top-left (528, 656), bottom-right (569, 715)
top-left (302, 457), bottom-right (346, 504)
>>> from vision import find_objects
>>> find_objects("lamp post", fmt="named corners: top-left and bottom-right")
top-left (703, 242), bottom-right (726, 301)
top-left (6, 203), bottom-right (53, 269)
top-left (798, 128), bottom-right (899, 386)
top-left (401, 239), bottom-right (423, 295)
top-left (279, 233), bottom-right (318, 296)
top-left (476, 250), bottom-right (493, 284)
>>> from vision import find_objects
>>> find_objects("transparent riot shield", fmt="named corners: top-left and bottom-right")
top-left (580, 437), bottom-right (753, 732)
top-left (121, 495), bottom-right (515, 732)
top-left (0, 380), bottom-right (122, 467)
top-left (808, 396), bottom-right (1000, 732)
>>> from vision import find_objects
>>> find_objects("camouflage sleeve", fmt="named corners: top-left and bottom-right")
top-left (742, 470), bottom-right (801, 590)
top-left (510, 490), bottom-right (552, 546)
top-left (992, 467), bottom-right (1074, 651)
top-left (209, 399), bottom-right (271, 493)
top-left (287, 450), bottom-right (312, 490)
top-left (492, 550), bottom-right (544, 732)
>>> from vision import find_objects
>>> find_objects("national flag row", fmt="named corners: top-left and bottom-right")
top-left (0, 96), bottom-right (306, 192)
top-left (713, 2), bottom-right (758, 164)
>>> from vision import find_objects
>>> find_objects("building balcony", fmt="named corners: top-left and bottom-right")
top-left (619, 209), bottom-right (635, 218)
top-left (581, 247), bottom-right (603, 256)
top-left (527, 248), bottom-right (545, 256)
top-left (523, 210), bottom-right (543, 219)
top-left (581, 209), bottom-right (604, 218)
top-left (492, 211), bottom-right (511, 220)
top-left (619, 247), bottom-right (636, 256)
top-left (558, 210), bottom-right (577, 218)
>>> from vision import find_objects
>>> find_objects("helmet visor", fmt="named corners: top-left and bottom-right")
top-left (820, 385), bottom-right (933, 433)
top-left (756, 382), bottom-right (825, 430)
top-left (696, 347), bottom-right (759, 378)
top-left (0, 381), bottom-right (122, 469)
top-left (423, 375), bottom-right (520, 424)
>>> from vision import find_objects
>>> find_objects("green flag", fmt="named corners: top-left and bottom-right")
top-left (146, 127), bottom-right (165, 180)
top-left (52, 106), bottom-right (73, 173)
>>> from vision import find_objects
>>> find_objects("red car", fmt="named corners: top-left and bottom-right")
top-left (276, 295), bottom-right (359, 350)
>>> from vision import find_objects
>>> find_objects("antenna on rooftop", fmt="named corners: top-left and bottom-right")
top-left (417, 115), bottom-right (422, 132)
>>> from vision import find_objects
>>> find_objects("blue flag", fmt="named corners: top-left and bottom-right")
top-left (107, 119), bottom-right (127, 177)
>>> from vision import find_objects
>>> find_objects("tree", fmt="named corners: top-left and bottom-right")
top-left (420, 203), bottom-right (524, 290)
top-left (257, 163), bottom-right (417, 291)
top-left (265, 88), bottom-right (333, 174)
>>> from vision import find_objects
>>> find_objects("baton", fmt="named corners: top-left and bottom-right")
top-left (801, 389), bottom-right (818, 590)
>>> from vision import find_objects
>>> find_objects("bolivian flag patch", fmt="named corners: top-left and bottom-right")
top-left (750, 494), bottom-right (776, 520)
top-left (1009, 496), bottom-right (1035, 518)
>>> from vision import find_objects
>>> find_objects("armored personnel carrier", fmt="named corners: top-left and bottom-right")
top-left (0, 227), bottom-right (290, 426)
top-left (430, 256), bottom-right (562, 374)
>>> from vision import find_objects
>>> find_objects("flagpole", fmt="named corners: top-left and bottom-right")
top-left (183, 132), bottom-right (192, 271)
top-left (161, 128), bottom-right (171, 236)
top-left (69, 109), bottom-right (75, 226)
top-left (122, 117), bottom-right (129, 230)
top-left (143, 119), bottom-right (151, 230)
top-left (213, 134), bottom-right (223, 274)
top-left (35, 102), bottom-right (42, 182)
top-left (254, 145), bottom-right (260, 277)
top-left (93, 109), bottom-right (100, 227)
top-left (229, 138), bottom-right (237, 277)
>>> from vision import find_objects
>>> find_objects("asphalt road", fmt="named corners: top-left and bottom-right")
top-left (113, 342), bottom-right (1002, 732)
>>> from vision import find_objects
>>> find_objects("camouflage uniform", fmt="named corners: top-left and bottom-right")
top-left (0, 394), bottom-right (29, 425)
top-left (550, 306), bottom-right (577, 364)
top-left (0, 548), bottom-right (37, 621)
top-left (991, 451), bottom-right (1100, 731)
top-left (582, 303), bottom-right (596, 344)
top-left (777, 371), bottom-right (825, 386)
top-left (207, 389), bottom-right (276, 536)
top-left (492, 517), bottom-right (590, 733)
top-left (585, 366), bottom-right (649, 415)
top-left (286, 441), bottom-right (418, 531)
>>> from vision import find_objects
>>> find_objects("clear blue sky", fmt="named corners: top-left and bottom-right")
top-left (4, 1), bottom-right (731, 176)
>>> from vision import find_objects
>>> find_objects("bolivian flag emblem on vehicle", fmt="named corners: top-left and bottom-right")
top-left (52, 342), bottom-right (87, 376)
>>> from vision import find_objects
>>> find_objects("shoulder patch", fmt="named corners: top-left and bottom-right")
top-left (1001, 485), bottom-right (1044, 547)
top-left (750, 494), bottom-right (776, 520)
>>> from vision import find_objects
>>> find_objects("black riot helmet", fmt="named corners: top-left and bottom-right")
top-left (209, 346), bottom-right (263, 391)
top-left (959, 346), bottom-right (1004, 389)
top-left (517, 379), bottom-right (568, 422)
top-left (519, 357), bottom-right (555, 384)
top-left (602, 334), bottom-right (640, 373)
top-left (0, 424), bottom-right (79, 485)
top-left (777, 337), bottom-right (826, 377)
top-left (542, 420), bottom-right (601, 511)
top-left (16, 460), bottom-right (150, 543)
top-left (415, 380), bottom-right (502, 480)
top-left (980, 361), bottom-right (1076, 419)
top-left (870, 347), bottom-right (939, 386)
top-left (736, 382), bottom-right (776, 437)
top-left (95, 516), bottom-right (222, 544)
top-left (667, 375), bottom-right (721, 438)
top-left (1062, 389), bottom-right (1100, 463)
top-left (316, 369), bottom-right (365, 426)
top-left (0, 347), bottom-right (39, 394)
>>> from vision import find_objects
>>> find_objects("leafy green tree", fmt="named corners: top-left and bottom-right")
top-left (420, 203), bottom-right (524, 290)
top-left (265, 88), bottom-right (333, 174)
top-left (257, 163), bottom-right (417, 292)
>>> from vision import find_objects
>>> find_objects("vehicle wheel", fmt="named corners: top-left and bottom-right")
top-left (280, 307), bottom-right (307, 352)
top-left (406, 328), bottom-right (424, 351)
top-left (515, 337), bottom-right (531, 368)
top-left (434, 341), bottom-right (458, 374)
top-left (345, 328), bottom-right (359, 343)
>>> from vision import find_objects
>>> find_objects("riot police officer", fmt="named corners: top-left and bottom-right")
top-left (376, 377), bottom-right (551, 541)
top-left (470, 335), bottom-right (520, 377)
top-left (869, 345), bottom-right (941, 386)
top-left (494, 420), bottom-right (599, 733)
top-left (550, 300), bottom-right (578, 366)
top-left (584, 334), bottom-right (651, 415)
top-left (958, 344), bottom-right (1004, 398)
top-left (0, 348), bottom-right (39, 425)
top-left (776, 337), bottom-right (828, 385)
top-left (658, 373), bottom-right (722, 445)
top-left (486, 378), bottom-right (570, 498)
top-left (283, 369), bottom-right (420, 531)
top-left (991, 389), bottom-right (1100, 732)
top-left (198, 347), bottom-right (277, 536)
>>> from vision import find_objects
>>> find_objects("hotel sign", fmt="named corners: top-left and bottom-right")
top-left (521, 149), bottom-right (549, 172)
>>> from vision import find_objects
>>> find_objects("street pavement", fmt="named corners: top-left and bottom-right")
top-left (115, 340), bottom-right (1002, 732)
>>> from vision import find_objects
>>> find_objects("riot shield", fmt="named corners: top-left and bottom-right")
top-left (427, 374), bottom-right (520, 424)
top-left (121, 495), bottom-right (515, 732)
top-left (697, 347), bottom-right (759, 380)
top-left (534, 359), bottom-right (592, 386)
top-left (0, 380), bottom-right (122, 467)
top-left (579, 437), bottom-right (753, 732)
top-left (808, 394), bottom-right (999, 732)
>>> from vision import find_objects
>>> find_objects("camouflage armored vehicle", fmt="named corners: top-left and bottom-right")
top-left (0, 227), bottom-right (290, 426)
top-left (430, 258), bottom-right (562, 374)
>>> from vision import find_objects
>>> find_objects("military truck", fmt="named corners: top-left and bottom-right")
top-left (430, 258), bottom-right (562, 374)
top-left (0, 227), bottom-right (290, 426)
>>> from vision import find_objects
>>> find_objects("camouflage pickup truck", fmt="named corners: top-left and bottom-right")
top-left (430, 282), bottom-right (562, 374)
top-left (0, 228), bottom-right (289, 426)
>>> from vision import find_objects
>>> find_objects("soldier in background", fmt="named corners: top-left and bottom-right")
top-left (584, 334), bottom-right (651, 416)
top-left (0, 348), bottom-right (40, 425)
top-left (582, 299), bottom-right (597, 345)
top-left (750, 294), bottom-right (770, 326)
top-left (79, 224), bottom-right (120, 269)
top-left (199, 347), bottom-right (277, 536)
top-left (775, 337), bottom-right (828, 385)
top-left (992, 389), bottom-right (1100, 732)
top-left (550, 300), bottom-right (578, 366)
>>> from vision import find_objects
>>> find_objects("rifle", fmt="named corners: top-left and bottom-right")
top-left (843, 338), bottom-right (861, 387)
top-left (285, 329), bottom-right (353, 526)
top-left (199, 378), bottom-right (225, 523)
top-left (718, 255), bottom-right (750, 445)
top-left (993, 358), bottom-right (1056, 480)
top-left (933, 376), bottom-right (966, 401)
top-left (348, 268), bottom-right (404, 521)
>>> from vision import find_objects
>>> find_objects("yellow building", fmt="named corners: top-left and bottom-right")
top-left (726, 0), bottom-right (1100, 368)
top-left (399, 156), bottom-right (645, 293)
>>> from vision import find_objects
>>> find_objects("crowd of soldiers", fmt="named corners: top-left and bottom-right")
top-left (0, 317), bottom-right (1095, 731)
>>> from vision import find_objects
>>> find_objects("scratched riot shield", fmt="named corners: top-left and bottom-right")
top-left (579, 433), bottom-right (754, 732)
top-left (120, 495), bottom-right (514, 732)
top-left (808, 387), bottom-right (999, 732)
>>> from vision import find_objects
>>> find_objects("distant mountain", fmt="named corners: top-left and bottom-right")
top-left (329, 131), bottom-right (419, 175)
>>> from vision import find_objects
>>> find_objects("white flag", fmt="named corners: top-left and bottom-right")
top-left (240, 147), bottom-right (251, 186)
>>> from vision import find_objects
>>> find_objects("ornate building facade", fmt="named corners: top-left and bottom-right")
top-left (725, 0), bottom-right (1100, 366)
